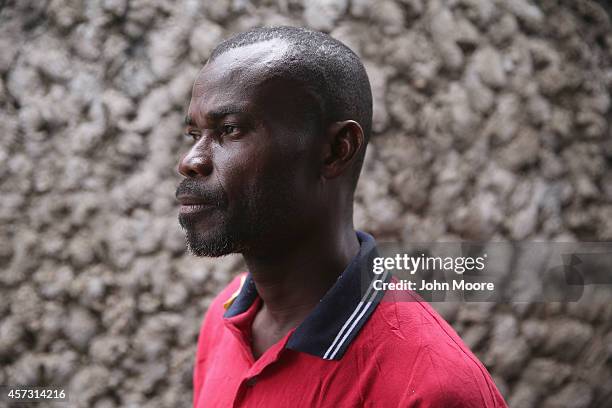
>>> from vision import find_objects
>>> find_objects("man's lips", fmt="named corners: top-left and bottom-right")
top-left (177, 195), bottom-right (217, 214)
top-left (177, 195), bottom-right (209, 205)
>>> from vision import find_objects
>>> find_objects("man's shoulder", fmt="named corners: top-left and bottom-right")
top-left (366, 291), bottom-right (468, 345)
top-left (365, 291), bottom-right (462, 345)
top-left (356, 295), bottom-right (507, 406)
top-left (369, 296), bottom-right (486, 367)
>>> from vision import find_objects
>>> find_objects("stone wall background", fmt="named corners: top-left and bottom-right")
top-left (1, 0), bottom-right (611, 407)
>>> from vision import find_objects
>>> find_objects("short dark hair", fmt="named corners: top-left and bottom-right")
top-left (209, 26), bottom-right (373, 188)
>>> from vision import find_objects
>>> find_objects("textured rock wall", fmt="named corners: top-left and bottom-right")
top-left (1, 0), bottom-right (611, 407)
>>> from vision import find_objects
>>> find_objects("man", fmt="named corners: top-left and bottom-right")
top-left (177, 26), bottom-right (507, 407)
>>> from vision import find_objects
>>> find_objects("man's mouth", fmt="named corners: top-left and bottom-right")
top-left (177, 195), bottom-right (217, 214)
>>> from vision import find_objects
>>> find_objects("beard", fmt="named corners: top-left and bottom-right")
top-left (177, 178), bottom-right (239, 257)
top-left (176, 177), bottom-right (296, 258)
top-left (180, 216), bottom-right (237, 257)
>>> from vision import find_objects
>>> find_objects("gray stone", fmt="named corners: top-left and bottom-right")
top-left (330, 23), bottom-right (365, 57)
top-left (458, 0), bottom-right (496, 26)
top-left (471, 46), bottom-right (507, 88)
top-left (483, 93), bottom-right (521, 143)
top-left (364, 62), bottom-right (390, 132)
top-left (429, 5), bottom-right (464, 70)
top-left (42, 350), bottom-right (79, 384)
top-left (103, 0), bottom-right (127, 17)
top-left (489, 13), bottom-right (518, 45)
top-left (461, 325), bottom-right (488, 350)
top-left (477, 162), bottom-right (517, 198)
top-left (64, 307), bottom-right (99, 350)
top-left (204, 0), bottom-right (232, 22)
top-left (508, 381), bottom-right (540, 408)
top-left (387, 83), bottom-right (424, 132)
top-left (90, 335), bottom-right (129, 365)
top-left (190, 22), bottom-right (224, 62)
top-left (522, 358), bottom-right (571, 389)
top-left (0, 317), bottom-right (25, 357)
top-left (457, 303), bottom-right (496, 324)
top-left (463, 192), bottom-right (502, 239)
top-left (465, 71), bottom-right (495, 113)
top-left (69, 366), bottom-right (112, 406)
top-left (541, 382), bottom-right (593, 408)
top-left (398, 0), bottom-right (424, 18)
top-left (103, 89), bottom-right (135, 122)
top-left (0, 36), bottom-right (20, 73)
top-left (7, 354), bottom-right (45, 385)
top-left (498, 127), bottom-right (540, 171)
top-left (372, 0), bottom-right (405, 36)
top-left (34, 264), bottom-right (74, 300)
top-left (498, 0), bottom-right (544, 28)
top-left (303, 0), bottom-right (348, 31)
top-left (487, 332), bottom-right (530, 378)
top-left (392, 169), bottom-right (431, 211)
top-left (542, 318), bottom-right (593, 360)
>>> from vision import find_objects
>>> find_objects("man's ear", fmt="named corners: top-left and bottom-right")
top-left (321, 120), bottom-right (364, 180)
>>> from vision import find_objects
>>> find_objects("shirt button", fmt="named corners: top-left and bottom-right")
top-left (245, 376), bottom-right (258, 387)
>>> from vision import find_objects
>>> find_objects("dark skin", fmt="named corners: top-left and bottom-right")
top-left (177, 39), bottom-right (365, 359)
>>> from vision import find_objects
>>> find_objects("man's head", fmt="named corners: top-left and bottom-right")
top-left (176, 26), bottom-right (373, 257)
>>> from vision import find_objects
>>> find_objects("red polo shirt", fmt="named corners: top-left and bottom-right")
top-left (193, 231), bottom-right (507, 407)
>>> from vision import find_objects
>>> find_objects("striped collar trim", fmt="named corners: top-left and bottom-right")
top-left (223, 231), bottom-right (391, 360)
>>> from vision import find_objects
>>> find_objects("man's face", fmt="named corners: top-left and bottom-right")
top-left (176, 40), bottom-right (322, 257)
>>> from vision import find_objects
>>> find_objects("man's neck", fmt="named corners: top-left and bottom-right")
top-left (242, 225), bottom-right (360, 331)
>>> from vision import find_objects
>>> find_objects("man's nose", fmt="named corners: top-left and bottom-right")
top-left (178, 145), bottom-right (213, 178)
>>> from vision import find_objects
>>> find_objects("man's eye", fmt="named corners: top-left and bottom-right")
top-left (221, 125), bottom-right (240, 135)
top-left (185, 132), bottom-right (201, 141)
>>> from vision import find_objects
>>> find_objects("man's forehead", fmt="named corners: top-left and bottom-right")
top-left (193, 38), bottom-right (291, 98)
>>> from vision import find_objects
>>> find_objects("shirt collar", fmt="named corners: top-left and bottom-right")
top-left (223, 231), bottom-right (391, 360)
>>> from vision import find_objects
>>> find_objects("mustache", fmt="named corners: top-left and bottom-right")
top-left (175, 179), bottom-right (227, 207)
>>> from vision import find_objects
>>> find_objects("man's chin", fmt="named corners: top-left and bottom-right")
top-left (184, 233), bottom-right (234, 257)
top-left (179, 212), bottom-right (236, 257)
top-left (181, 223), bottom-right (245, 258)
